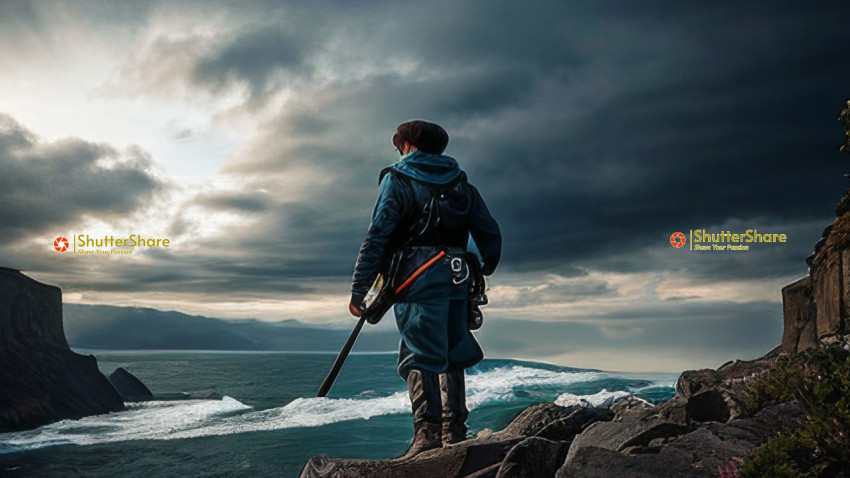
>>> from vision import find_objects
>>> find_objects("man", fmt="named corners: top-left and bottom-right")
top-left (349, 120), bottom-right (502, 456)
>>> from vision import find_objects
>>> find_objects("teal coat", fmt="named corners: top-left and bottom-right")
top-left (351, 150), bottom-right (502, 378)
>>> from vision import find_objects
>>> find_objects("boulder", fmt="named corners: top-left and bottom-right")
top-left (563, 407), bottom-right (689, 462)
top-left (674, 356), bottom-right (778, 422)
top-left (557, 401), bottom-right (806, 478)
top-left (609, 395), bottom-right (654, 417)
top-left (499, 403), bottom-right (599, 438)
top-left (495, 437), bottom-right (569, 478)
top-left (108, 367), bottom-right (153, 402)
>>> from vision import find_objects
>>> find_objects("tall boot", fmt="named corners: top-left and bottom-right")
top-left (440, 367), bottom-right (470, 446)
top-left (402, 368), bottom-right (442, 458)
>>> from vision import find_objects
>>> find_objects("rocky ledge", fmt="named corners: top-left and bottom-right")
top-left (301, 348), bottom-right (805, 478)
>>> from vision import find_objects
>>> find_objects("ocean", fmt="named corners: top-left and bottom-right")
top-left (0, 351), bottom-right (677, 477)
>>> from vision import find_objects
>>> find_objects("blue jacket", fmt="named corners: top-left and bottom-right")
top-left (351, 150), bottom-right (502, 302)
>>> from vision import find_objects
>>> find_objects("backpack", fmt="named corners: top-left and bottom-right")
top-left (377, 166), bottom-right (471, 251)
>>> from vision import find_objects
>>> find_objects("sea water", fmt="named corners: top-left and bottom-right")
top-left (0, 352), bottom-right (676, 477)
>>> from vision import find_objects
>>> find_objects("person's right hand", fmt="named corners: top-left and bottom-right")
top-left (348, 298), bottom-right (363, 318)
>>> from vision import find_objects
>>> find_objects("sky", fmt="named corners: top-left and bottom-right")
top-left (2, 0), bottom-right (850, 372)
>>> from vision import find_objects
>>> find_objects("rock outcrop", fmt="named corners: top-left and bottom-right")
top-left (783, 212), bottom-right (850, 354)
top-left (559, 401), bottom-right (805, 478)
top-left (108, 367), bottom-right (153, 402)
top-left (0, 268), bottom-right (125, 432)
top-left (557, 353), bottom-right (802, 477)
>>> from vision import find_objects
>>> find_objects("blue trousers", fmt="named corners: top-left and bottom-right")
top-left (393, 254), bottom-right (484, 380)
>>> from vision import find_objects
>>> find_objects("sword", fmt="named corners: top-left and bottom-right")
top-left (317, 249), bottom-right (447, 397)
top-left (317, 316), bottom-right (366, 398)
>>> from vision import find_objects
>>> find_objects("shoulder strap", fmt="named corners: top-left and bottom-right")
top-left (376, 167), bottom-right (470, 250)
top-left (378, 166), bottom-right (397, 185)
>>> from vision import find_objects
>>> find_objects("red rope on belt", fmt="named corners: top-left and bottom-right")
top-left (394, 250), bottom-right (447, 295)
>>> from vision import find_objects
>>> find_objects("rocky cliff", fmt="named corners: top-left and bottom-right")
top-left (782, 212), bottom-right (850, 354)
top-left (0, 267), bottom-right (125, 432)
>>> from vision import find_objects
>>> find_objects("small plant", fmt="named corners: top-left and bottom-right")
top-left (746, 355), bottom-right (803, 411)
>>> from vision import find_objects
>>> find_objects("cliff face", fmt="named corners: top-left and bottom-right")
top-left (0, 267), bottom-right (124, 432)
top-left (782, 211), bottom-right (850, 354)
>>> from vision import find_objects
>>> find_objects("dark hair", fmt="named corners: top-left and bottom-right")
top-left (392, 120), bottom-right (449, 154)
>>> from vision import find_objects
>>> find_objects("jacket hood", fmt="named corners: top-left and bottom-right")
top-left (392, 150), bottom-right (461, 184)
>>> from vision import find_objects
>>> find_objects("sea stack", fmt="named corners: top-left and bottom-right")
top-left (108, 367), bottom-right (154, 402)
top-left (0, 267), bottom-right (125, 432)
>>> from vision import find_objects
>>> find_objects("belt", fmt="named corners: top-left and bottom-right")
top-left (392, 246), bottom-right (469, 293)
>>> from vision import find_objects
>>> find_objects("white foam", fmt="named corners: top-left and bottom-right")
top-left (166, 392), bottom-right (413, 439)
top-left (466, 366), bottom-right (607, 407)
top-left (0, 397), bottom-right (252, 451)
top-left (554, 389), bottom-right (644, 409)
top-left (0, 365), bottom-right (623, 451)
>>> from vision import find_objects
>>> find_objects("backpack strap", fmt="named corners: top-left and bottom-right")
top-left (378, 166), bottom-right (397, 185)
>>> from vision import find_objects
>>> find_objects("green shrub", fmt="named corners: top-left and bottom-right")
top-left (741, 344), bottom-right (850, 477)
top-left (740, 430), bottom-right (827, 478)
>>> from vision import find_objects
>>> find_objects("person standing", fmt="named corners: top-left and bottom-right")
top-left (349, 120), bottom-right (501, 456)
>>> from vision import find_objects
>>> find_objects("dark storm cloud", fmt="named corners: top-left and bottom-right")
top-left (191, 26), bottom-right (313, 100)
top-left (5, 0), bottom-right (849, 307)
top-left (0, 114), bottom-right (163, 241)
top-left (456, 3), bottom-right (850, 278)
